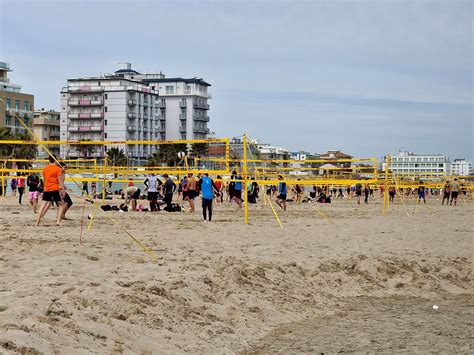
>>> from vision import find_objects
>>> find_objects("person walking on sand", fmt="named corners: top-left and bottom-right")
top-left (417, 181), bottom-right (426, 204)
top-left (442, 180), bottom-right (451, 205)
top-left (35, 156), bottom-right (67, 226)
top-left (186, 173), bottom-right (197, 212)
top-left (82, 181), bottom-right (89, 196)
top-left (10, 176), bottom-right (17, 197)
top-left (198, 173), bottom-right (219, 222)
top-left (388, 186), bottom-right (396, 204)
top-left (275, 175), bottom-right (287, 211)
top-left (450, 178), bottom-right (460, 206)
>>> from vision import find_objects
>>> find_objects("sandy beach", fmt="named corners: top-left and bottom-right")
top-left (0, 194), bottom-right (472, 353)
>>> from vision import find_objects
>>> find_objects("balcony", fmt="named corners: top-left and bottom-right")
top-left (159, 127), bottom-right (166, 133)
top-left (68, 125), bottom-right (103, 132)
top-left (193, 127), bottom-right (210, 134)
top-left (143, 127), bottom-right (148, 133)
top-left (127, 125), bottom-right (136, 132)
top-left (69, 86), bottom-right (104, 93)
top-left (128, 99), bottom-right (137, 106)
top-left (179, 114), bottom-right (187, 121)
top-left (193, 115), bottom-right (210, 122)
top-left (143, 113), bottom-right (148, 120)
top-left (158, 116), bottom-right (166, 121)
top-left (193, 101), bottom-right (210, 110)
top-left (127, 112), bottom-right (137, 119)
top-left (143, 101), bottom-right (149, 108)
top-left (179, 126), bottom-right (187, 133)
top-left (179, 100), bottom-right (187, 108)
top-left (157, 101), bottom-right (166, 108)
top-left (68, 99), bottom-right (103, 106)
top-left (68, 112), bottom-right (103, 119)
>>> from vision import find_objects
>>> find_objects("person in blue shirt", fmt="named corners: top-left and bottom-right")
top-left (229, 170), bottom-right (243, 210)
top-left (198, 173), bottom-right (220, 222)
top-left (275, 175), bottom-right (287, 211)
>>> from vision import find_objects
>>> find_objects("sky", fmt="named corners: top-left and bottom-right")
top-left (1, 0), bottom-right (472, 160)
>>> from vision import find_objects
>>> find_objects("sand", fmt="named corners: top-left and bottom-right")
top-left (0, 193), bottom-right (472, 354)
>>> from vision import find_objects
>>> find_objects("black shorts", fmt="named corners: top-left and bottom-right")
top-left (233, 190), bottom-right (242, 200)
top-left (277, 194), bottom-right (287, 201)
top-left (43, 190), bottom-right (62, 203)
top-left (147, 191), bottom-right (158, 201)
top-left (451, 191), bottom-right (459, 199)
top-left (355, 190), bottom-right (362, 196)
top-left (188, 190), bottom-right (197, 200)
top-left (64, 193), bottom-right (73, 208)
top-left (389, 191), bottom-right (395, 198)
top-left (130, 189), bottom-right (141, 200)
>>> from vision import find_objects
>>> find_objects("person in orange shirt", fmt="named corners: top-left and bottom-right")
top-left (35, 156), bottom-right (67, 226)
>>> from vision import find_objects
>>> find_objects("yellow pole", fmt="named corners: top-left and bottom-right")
top-left (265, 193), bottom-right (283, 228)
top-left (1, 162), bottom-right (4, 197)
top-left (383, 155), bottom-right (390, 215)
top-left (102, 156), bottom-right (107, 206)
top-left (243, 135), bottom-right (249, 224)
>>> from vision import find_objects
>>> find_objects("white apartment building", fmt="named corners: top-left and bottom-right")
top-left (451, 159), bottom-right (472, 176)
top-left (117, 67), bottom-right (211, 141)
top-left (389, 151), bottom-right (451, 178)
top-left (60, 63), bottom-right (211, 161)
top-left (33, 109), bottom-right (60, 159)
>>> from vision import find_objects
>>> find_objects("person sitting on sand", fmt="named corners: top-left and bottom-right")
top-left (35, 156), bottom-right (67, 226)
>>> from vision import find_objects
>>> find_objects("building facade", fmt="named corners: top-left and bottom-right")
top-left (289, 151), bottom-right (321, 176)
top-left (389, 151), bottom-right (451, 178)
top-left (451, 159), bottom-right (472, 176)
top-left (0, 62), bottom-right (34, 134)
top-left (60, 63), bottom-right (211, 161)
top-left (33, 109), bottom-right (60, 159)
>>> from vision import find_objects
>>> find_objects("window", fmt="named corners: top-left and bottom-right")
top-left (104, 107), bottom-right (107, 112)
top-left (15, 118), bottom-right (19, 127)
top-left (181, 134), bottom-right (187, 140)
top-left (165, 85), bottom-right (174, 95)
top-left (104, 94), bottom-right (108, 99)
top-left (6, 117), bottom-right (11, 125)
top-left (24, 101), bottom-right (29, 110)
top-left (104, 133), bottom-right (107, 138)
top-left (6, 98), bottom-right (10, 109)
top-left (104, 120), bottom-right (107, 125)
top-left (15, 100), bottom-right (20, 110)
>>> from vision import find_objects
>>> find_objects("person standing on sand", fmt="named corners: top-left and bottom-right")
top-left (230, 170), bottom-right (243, 210)
top-left (27, 171), bottom-right (41, 213)
top-left (442, 181), bottom-right (451, 205)
top-left (275, 175), bottom-right (287, 211)
top-left (17, 173), bottom-right (26, 205)
top-left (144, 173), bottom-right (162, 212)
top-left (198, 173), bottom-right (219, 222)
top-left (82, 181), bottom-right (89, 196)
top-left (388, 186), bottom-right (396, 203)
top-left (417, 181), bottom-right (426, 204)
top-left (450, 178), bottom-right (460, 206)
top-left (35, 156), bottom-right (67, 226)
top-left (186, 173), bottom-right (197, 212)
top-left (162, 174), bottom-right (176, 212)
top-left (364, 184), bottom-right (370, 204)
top-left (355, 183), bottom-right (362, 205)
top-left (10, 177), bottom-right (17, 197)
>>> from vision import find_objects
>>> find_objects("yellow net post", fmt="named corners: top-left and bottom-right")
top-left (102, 156), bottom-right (107, 206)
top-left (243, 134), bottom-right (249, 224)
top-left (1, 162), bottom-right (4, 197)
top-left (383, 155), bottom-right (390, 215)
top-left (264, 193), bottom-right (283, 228)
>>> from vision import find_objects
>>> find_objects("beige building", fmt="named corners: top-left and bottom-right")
top-left (33, 109), bottom-right (60, 158)
top-left (0, 62), bottom-right (34, 134)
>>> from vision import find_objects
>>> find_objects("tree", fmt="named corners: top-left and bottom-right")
top-left (190, 143), bottom-right (208, 158)
top-left (147, 144), bottom-right (188, 167)
top-left (107, 147), bottom-right (127, 166)
top-left (0, 127), bottom-right (38, 168)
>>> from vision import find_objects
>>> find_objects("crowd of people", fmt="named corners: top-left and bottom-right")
top-left (0, 159), bottom-right (468, 226)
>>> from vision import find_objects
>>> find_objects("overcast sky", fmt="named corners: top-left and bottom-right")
top-left (1, 0), bottom-right (472, 160)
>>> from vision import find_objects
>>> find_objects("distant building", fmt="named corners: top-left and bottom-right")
top-left (0, 62), bottom-right (34, 134)
top-left (289, 151), bottom-right (321, 176)
top-left (60, 63), bottom-right (211, 163)
top-left (320, 150), bottom-right (353, 168)
top-left (33, 109), bottom-right (60, 159)
top-left (389, 151), bottom-right (450, 178)
top-left (451, 159), bottom-right (472, 176)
